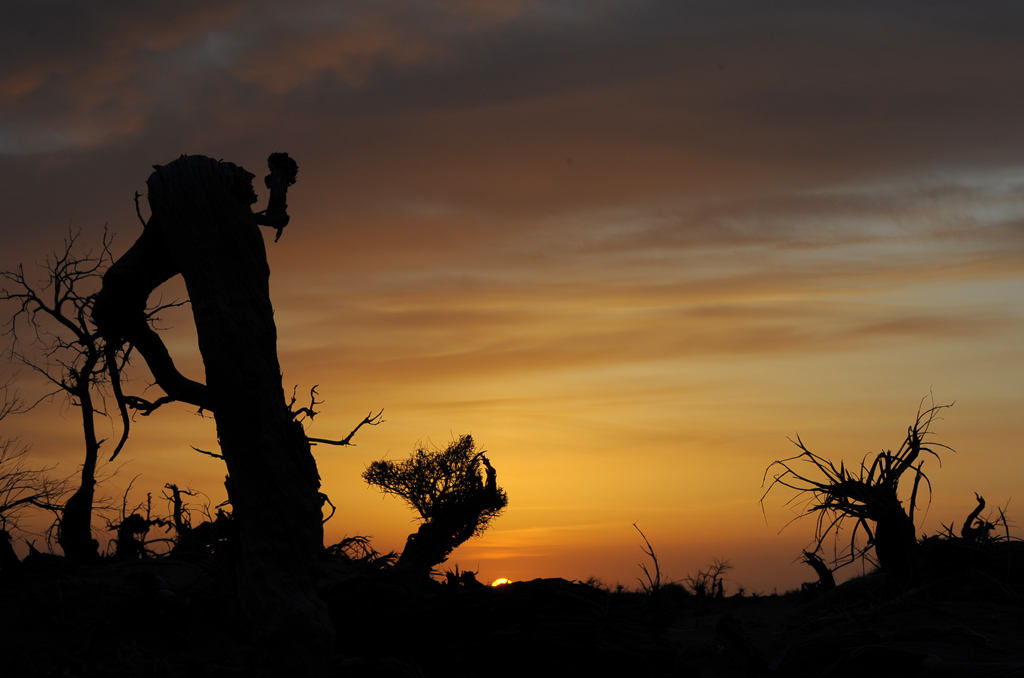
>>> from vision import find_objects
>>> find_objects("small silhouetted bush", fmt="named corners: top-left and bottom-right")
top-left (363, 434), bottom-right (507, 576)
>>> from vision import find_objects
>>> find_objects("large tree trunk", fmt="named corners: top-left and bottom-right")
top-left (57, 367), bottom-right (101, 564)
top-left (872, 506), bottom-right (920, 585)
top-left (95, 155), bottom-right (332, 675)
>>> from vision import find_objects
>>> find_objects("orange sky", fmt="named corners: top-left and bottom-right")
top-left (2, 1), bottom-right (1024, 592)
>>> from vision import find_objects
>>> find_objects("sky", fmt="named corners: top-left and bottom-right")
top-left (2, 0), bottom-right (1023, 593)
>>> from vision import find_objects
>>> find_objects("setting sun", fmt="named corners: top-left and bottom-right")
top-left (490, 578), bottom-right (513, 587)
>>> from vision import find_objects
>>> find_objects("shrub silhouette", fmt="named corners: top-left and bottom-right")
top-left (363, 434), bottom-right (507, 577)
top-left (762, 402), bottom-right (953, 585)
top-left (0, 388), bottom-right (65, 559)
top-left (686, 558), bottom-right (733, 598)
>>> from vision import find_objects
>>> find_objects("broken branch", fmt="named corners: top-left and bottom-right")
top-left (308, 409), bottom-right (385, 447)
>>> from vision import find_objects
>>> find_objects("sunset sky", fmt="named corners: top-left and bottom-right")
top-left (2, 1), bottom-right (1023, 592)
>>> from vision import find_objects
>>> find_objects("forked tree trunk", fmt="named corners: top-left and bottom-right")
top-left (95, 155), bottom-right (332, 675)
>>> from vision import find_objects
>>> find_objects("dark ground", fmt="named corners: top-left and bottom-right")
top-left (2, 542), bottom-right (1023, 677)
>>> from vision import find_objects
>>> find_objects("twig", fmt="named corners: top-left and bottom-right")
top-left (133, 192), bottom-right (147, 227)
top-left (191, 446), bottom-right (224, 460)
top-left (290, 385), bottom-right (322, 421)
top-left (308, 409), bottom-right (385, 447)
top-left (124, 394), bottom-right (178, 416)
top-left (633, 522), bottom-right (662, 594)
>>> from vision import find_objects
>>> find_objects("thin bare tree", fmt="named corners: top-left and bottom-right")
top-left (0, 385), bottom-right (65, 532)
top-left (1, 229), bottom-right (179, 562)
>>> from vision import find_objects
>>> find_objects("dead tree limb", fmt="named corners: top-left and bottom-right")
top-left (308, 409), bottom-right (385, 447)
top-left (762, 401), bottom-right (954, 584)
top-left (92, 153), bottom-right (332, 674)
top-left (801, 550), bottom-right (836, 591)
top-left (960, 493), bottom-right (990, 542)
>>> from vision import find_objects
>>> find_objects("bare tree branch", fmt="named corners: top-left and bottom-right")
top-left (307, 409), bottom-right (385, 447)
top-left (0, 387), bottom-right (67, 532)
top-left (191, 446), bottom-right (224, 461)
top-left (761, 400), bottom-right (954, 579)
top-left (289, 384), bottom-right (322, 421)
top-left (133, 191), bottom-right (147, 228)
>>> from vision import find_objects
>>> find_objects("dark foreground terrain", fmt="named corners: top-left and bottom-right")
top-left (2, 542), bottom-right (1023, 677)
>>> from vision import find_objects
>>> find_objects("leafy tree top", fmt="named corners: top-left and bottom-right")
top-left (363, 434), bottom-right (508, 543)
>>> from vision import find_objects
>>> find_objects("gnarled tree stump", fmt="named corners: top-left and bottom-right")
top-left (94, 154), bottom-right (331, 675)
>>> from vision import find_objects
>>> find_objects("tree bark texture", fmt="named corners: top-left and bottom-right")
top-left (94, 155), bottom-right (332, 674)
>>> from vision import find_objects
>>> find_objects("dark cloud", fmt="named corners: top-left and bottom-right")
top-left (3, 0), bottom-right (1024, 401)
top-left (7, 1), bottom-right (1024, 164)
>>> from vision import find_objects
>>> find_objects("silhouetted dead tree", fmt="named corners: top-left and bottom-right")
top-left (0, 529), bottom-right (20, 574)
top-left (287, 384), bottom-right (385, 449)
top-left (106, 484), bottom-right (171, 560)
top-left (364, 435), bottom-right (507, 579)
top-left (158, 483), bottom-right (237, 561)
top-left (163, 482), bottom-right (201, 552)
top-left (762, 402), bottom-right (953, 585)
top-left (633, 523), bottom-right (664, 596)
top-left (0, 441), bottom-right (65, 532)
top-left (0, 386), bottom-right (65, 539)
top-left (801, 550), bottom-right (835, 592)
top-left (164, 483), bottom-right (190, 536)
top-left (91, 153), bottom-right (333, 674)
top-left (959, 493), bottom-right (997, 543)
top-left (0, 234), bottom-right (175, 562)
top-left (323, 535), bottom-right (397, 573)
top-left (686, 558), bottom-right (733, 598)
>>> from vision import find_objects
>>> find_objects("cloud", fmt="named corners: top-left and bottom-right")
top-left (4, 1), bottom-right (1024, 395)
top-left (6, 0), bottom-right (1023, 167)
top-left (0, 0), bottom-right (556, 153)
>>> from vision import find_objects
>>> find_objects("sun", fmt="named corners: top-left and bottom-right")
top-left (490, 577), bottom-right (513, 587)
